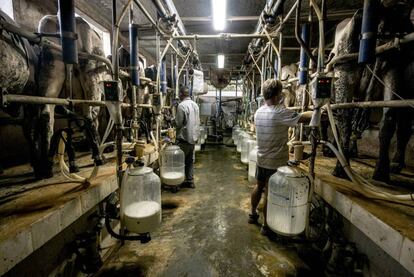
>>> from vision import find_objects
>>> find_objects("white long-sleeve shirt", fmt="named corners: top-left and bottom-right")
top-left (175, 98), bottom-right (200, 144)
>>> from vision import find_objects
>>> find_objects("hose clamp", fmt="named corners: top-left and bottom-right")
top-left (361, 32), bottom-right (375, 40)
top-left (61, 31), bottom-right (78, 40)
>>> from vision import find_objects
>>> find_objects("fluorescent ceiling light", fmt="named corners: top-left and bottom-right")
top-left (218, 54), bottom-right (225, 68)
top-left (212, 0), bottom-right (226, 31)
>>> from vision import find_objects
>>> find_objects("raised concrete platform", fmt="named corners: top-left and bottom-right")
top-left (0, 158), bottom-right (118, 276)
top-left (301, 153), bottom-right (414, 275)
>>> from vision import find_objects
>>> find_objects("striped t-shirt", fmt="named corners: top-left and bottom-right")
top-left (254, 104), bottom-right (300, 170)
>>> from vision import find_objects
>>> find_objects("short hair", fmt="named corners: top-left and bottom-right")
top-left (179, 86), bottom-right (190, 97)
top-left (262, 79), bottom-right (283, 100)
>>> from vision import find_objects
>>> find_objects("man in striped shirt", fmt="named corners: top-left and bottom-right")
top-left (249, 79), bottom-right (312, 235)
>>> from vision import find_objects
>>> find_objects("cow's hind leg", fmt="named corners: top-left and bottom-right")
top-left (391, 108), bottom-right (412, 173)
top-left (22, 104), bottom-right (44, 179)
top-left (78, 69), bottom-right (105, 165)
top-left (37, 54), bottom-right (65, 178)
top-left (332, 66), bottom-right (361, 179)
top-left (373, 67), bottom-right (401, 182)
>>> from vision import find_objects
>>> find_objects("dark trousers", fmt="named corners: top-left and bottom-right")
top-left (177, 141), bottom-right (195, 182)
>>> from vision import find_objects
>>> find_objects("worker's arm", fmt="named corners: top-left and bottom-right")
top-left (297, 111), bottom-right (314, 123)
top-left (175, 105), bottom-right (185, 129)
top-left (297, 110), bottom-right (328, 123)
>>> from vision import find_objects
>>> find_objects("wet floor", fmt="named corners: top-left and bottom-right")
top-left (97, 145), bottom-right (314, 277)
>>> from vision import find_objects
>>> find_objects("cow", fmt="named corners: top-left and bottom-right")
top-left (0, 10), bottom-right (43, 177)
top-left (329, 1), bottom-right (414, 183)
top-left (37, 14), bottom-right (111, 178)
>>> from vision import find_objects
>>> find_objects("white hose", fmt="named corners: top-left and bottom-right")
top-left (150, 130), bottom-right (159, 152)
top-left (319, 102), bottom-right (414, 202)
top-left (57, 137), bottom-right (121, 184)
top-left (293, 139), bottom-right (413, 202)
top-left (101, 118), bottom-right (115, 146)
top-left (57, 135), bottom-right (99, 184)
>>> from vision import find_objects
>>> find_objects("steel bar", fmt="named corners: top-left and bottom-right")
top-left (178, 51), bottom-right (192, 77)
top-left (326, 32), bottom-right (414, 70)
top-left (112, 0), bottom-right (133, 80)
top-left (172, 33), bottom-right (276, 40)
top-left (286, 99), bottom-right (414, 110)
top-left (181, 16), bottom-right (260, 22)
top-left (245, 44), bottom-right (270, 76)
top-left (249, 50), bottom-right (263, 75)
top-left (263, 28), bottom-right (281, 79)
top-left (3, 94), bottom-right (159, 109)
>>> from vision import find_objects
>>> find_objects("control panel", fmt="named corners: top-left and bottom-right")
top-left (103, 81), bottom-right (120, 102)
top-left (312, 77), bottom-right (333, 99)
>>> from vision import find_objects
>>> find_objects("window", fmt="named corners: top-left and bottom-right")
top-left (75, 10), bottom-right (111, 57)
top-left (0, 0), bottom-right (14, 20)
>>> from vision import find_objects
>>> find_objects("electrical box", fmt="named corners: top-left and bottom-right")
top-left (312, 77), bottom-right (332, 99)
top-left (103, 81), bottom-right (120, 102)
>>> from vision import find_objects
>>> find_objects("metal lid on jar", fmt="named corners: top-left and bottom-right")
top-left (128, 166), bottom-right (153, 176)
top-left (277, 166), bottom-right (305, 178)
top-left (166, 145), bottom-right (180, 151)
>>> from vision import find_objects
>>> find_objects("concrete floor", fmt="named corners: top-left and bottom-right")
top-left (97, 145), bottom-right (315, 277)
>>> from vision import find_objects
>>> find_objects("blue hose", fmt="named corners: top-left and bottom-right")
top-left (58, 0), bottom-right (78, 64)
top-left (298, 23), bottom-right (310, 85)
top-left (358, 0), bottom-right (380, 64)
top-left (129, 24), bottom-right (140, 86)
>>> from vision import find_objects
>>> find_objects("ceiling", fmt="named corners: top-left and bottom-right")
top-left (78, 0), bottom-right (365, 74)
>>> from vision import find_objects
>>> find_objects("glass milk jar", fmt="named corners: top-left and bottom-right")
top-left (248, 146), bottom-right (258, 184)
top-left (241, 136), bottom-right (256, 164)
top-left (120, 166), bottom-right (162, 234)
top-left (160, 145), bottom-right (185, 186)
top-left (267, 166), bottom-right (310, 236)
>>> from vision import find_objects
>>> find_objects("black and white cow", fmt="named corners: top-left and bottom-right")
top-left (37, 14), bottom-right (111, 177)
top-left (330, 1), bottom-right (414, 183)
top-left (0, 10), bottom-right (42, 177)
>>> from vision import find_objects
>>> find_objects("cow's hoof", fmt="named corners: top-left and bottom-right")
top-left (372, 170), bottom-right (390, 183)
top-left (103, 145), bottom-right (115, 153)
top-left (322, 145), bottom-right (335, 157)
top-left (349, 148), bottom-right (358, 159)
top-left (94, 157), bottom-right (106, 166)
top-left (332, 165), bottom-right (350, 180)
top-left (390, 162), bottom-right (404, 174)
top-left (69, 165), bottom-right (80, 173)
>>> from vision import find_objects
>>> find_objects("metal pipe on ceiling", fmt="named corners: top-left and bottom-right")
top-left (150, 0), bottom-right (192, 50)
top-left (151, 0), bottom-right (168, 16)
top-left (253, 0), bottom-right (287, 47)
top-left (133, 0), bottom-right (166, 35)
top-left (172, 33), bottom-right (277, 40)
top-left (242, 1), bottom-right (297, 67)
top-left (270, 0), bottom-right (286, 17)
top-left (181, 16), bottom-right (260, 22)
top-left (180, 11), bottom-right (357, 23)
top-left (162, 0), bottom-right (188, 40)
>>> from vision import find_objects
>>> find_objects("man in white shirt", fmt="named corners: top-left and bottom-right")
top-left (249, 79), bottom-right (312, 235)
top-left (175, 86), bottom-right (200, 188)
